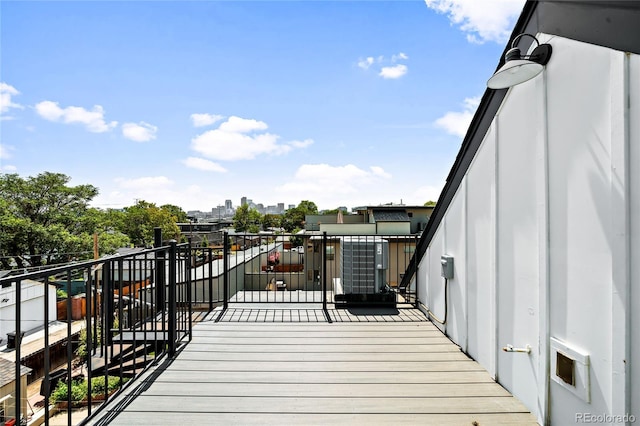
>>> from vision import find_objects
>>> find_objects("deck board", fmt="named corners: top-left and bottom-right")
top-left (98, 309), bottom-right (538, 425)
top-left (106, 412), bottom-right (538, 425)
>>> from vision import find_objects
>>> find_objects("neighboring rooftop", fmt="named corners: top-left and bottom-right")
top-left (0, 358), bottom-right (31, 388)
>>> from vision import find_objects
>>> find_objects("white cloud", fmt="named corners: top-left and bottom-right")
top-left (357, 57), bottom-right (375, 70)
top-left (182, 157), bottom-right (227, 173)
top-left (0, 83), bottom-right (23, 117)
top-left (0, 144), bottom-right (13, 159)
top-left (434, 96), bottom-right (481, 138)
top-left (275, 164), bottom-right (392, 207)
top-left (424, 0), bottom-right (525, 44)
top-left (35, 100), bottom-right (117, 133)
top-left (0, 145), bottom-right (17, 172)
top-left (379, 64), bottom-right (408, 79)
top-left (414, 184), bottom-right (444, 204)
top-left (289, 139), bottom-right (314, 149)
top-left (218, 116), bottom-right (268, 133)
top-left (114, 176), bottom-right (173, 189)
top-left (359, 53), bottom-right (409, 79)
top-left (191, 115), bottom-right (311, 161)
top-left (92, 179), bottom-right (223, 212)
top-left (370, 166), bottom-right (392, 179)
top-left (122, 122), bottom-right (158, 142)
top-left (190, 113), bottom-right (224, 127)
top-left (391, 52), bottom-right (409, 62)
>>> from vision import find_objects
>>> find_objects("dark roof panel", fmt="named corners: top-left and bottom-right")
top-left (372, 211), bottom-right (410, 222)
top-left (0, 358), bottom-right (31, 387)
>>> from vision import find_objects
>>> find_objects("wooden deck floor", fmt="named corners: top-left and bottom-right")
top-left (94, 308), bottom-right (538, 425)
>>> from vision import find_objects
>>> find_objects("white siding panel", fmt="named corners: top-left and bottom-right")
top-left (546, 37), bottom-right (615, 419)
top-left (495, 78), bottom-right (541, 414)
top-left (465, 126), bottom-right (496, 375)
top-left (630, 53), bottom-right (640, 421)
top-left (442, 186), bottom-right (467, 347)
top-left (425, 226), bottom-right (446, 333)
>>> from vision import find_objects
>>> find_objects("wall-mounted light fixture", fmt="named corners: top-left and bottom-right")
top-left (487, 33), bottom-right (552, 89)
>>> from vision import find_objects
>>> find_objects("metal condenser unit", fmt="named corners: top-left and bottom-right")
top-left (337, 237), bottom-right (393, 305)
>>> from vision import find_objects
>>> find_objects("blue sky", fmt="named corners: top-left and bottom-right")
top-left (0, 0), bottom-right (524, 212)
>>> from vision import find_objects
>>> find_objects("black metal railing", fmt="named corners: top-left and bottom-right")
top-left (0, 238), bottom-right (192, 426)
top-left (183, 232), bottom-right (419, 318)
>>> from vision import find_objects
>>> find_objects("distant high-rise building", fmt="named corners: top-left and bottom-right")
top-left (288, 204), bottom-right (295, 210)
top-left (241, 196), bottom-right (247, 206)
top-left (225, 199), bottom-right (233, 210)
top-left (277, 203), bottom-right (285, 213)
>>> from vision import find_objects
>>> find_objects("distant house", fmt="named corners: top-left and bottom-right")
top-left (305, 205), bottom-right (433, 235)
top-left (0, 280), bottom-right (57, 343)
top-left (0, 358), bottom-right (30, 423)
top-left (403, 1), bottom-right (640, 424)
top-left (300, 205), bottom-right (431, 292)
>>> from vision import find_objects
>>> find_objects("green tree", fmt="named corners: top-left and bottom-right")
top-left (261, 214), bottom-right (282, 231)
top-left (122, 200), bottom-right (181, 246)
top-left (233, 204), bottom-right (261, 233)
top-left (75, 208), bottom-right (130, 256)
top-left (424, 200), bottom-right (437, 207)
top-left (0, 172), bottom-right (99, 268)
top-left (282, 200), bottom-right (318, 232)
top-left (322, 208), bottom-right (341, 215)
top-left (160, 204), bottom-right (188, 223)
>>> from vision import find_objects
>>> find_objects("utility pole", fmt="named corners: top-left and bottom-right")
top-left (93, 233), bottom-right (99, 259)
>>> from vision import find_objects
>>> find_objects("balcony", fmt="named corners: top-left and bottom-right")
top-left (0, 232), bottom-right (537, 425)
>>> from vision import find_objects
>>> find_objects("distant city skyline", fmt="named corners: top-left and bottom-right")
top-left (188, 196), bottom-right (347, 221)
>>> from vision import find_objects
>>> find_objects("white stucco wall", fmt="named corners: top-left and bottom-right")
top-left (416, 34), bottom-right (638, 425)
top-left (0, 280), bottom-right (57, 340)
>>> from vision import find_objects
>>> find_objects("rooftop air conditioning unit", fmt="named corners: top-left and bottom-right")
top-left (335, 236), bottom-right (395, 306)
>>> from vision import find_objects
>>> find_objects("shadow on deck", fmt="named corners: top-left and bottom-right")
top-left (215, 303), bottom-right (426, 323)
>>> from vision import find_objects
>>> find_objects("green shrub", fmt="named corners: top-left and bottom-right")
top-left (49, 376), bottom-right (128, 404)
top-left (91, 376), bottom-right (129, 398)
top-left (90, 376), bottom-right (127, 397)
top-left (75, 326), bottom-right (102, 361)
top-left (49, 379), bottom-right (86, 404)
top-left (49, 381), bottom-right (69, 404)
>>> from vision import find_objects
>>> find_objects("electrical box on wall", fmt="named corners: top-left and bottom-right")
top-left (550, 337), bottom-right (590, 403)
top-left (441, 255), bottom-right (454, 279)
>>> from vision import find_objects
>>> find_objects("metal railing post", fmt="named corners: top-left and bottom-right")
top-left (168, 240), bottom-right (177, 357)
top-left (322, 232), bottom-right (332, 323)
top-left (208, 248), bottom-right (214, 312)
top-left (223, 231), bottom-right (229, 311)
top-left (154, 227), bottom-right (165, 315)
top-left (104, 261), bottom-right (113, 347)
top-left (187, 245), bottom-right (193, 341)
top-left (43, 275), bottom-right (51, 421)
top-left (15, 279), bottom-right (21, 425)
top-left (414, 234), bottom-right (419, 307)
